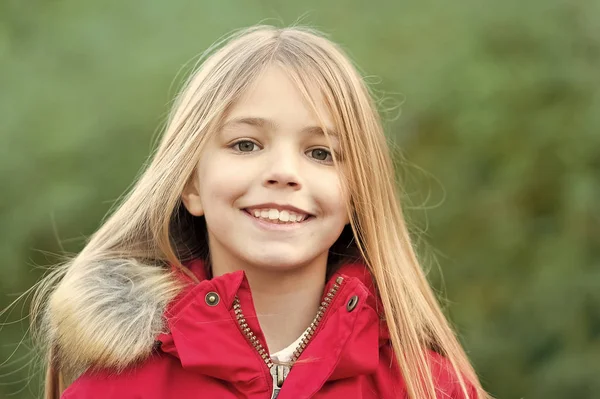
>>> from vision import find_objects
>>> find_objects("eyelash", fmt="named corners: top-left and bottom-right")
top-left (229, 139), bottom-right (336, 164)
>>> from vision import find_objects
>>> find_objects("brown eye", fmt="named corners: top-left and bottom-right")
top-left (309, 148), bottom-right (332, 162)
top-left (234, 141), bottom-right (257, 152)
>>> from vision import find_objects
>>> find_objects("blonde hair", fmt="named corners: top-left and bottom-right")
top-left (31, 25), bottom-right (489, 398)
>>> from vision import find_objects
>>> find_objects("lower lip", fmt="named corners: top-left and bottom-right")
top-left (242, 210), bottom-right (313, 231)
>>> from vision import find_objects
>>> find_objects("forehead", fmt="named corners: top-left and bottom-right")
top-left (222, 65), bottom-right (337, 136)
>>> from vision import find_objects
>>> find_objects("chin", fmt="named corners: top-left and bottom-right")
top-left (246, 252), bottom-right (314, 272)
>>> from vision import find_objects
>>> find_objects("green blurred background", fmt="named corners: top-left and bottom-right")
top-left (1, 1), bottom-right (599, 398)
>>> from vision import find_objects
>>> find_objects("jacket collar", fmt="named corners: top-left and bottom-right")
top-left (157, 259), bottom-right (389, 395)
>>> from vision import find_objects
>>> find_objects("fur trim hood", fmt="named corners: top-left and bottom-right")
top-left (47, 258), bottom-right (380, 385)
top-left (48, 259), bottom-right (183, 383)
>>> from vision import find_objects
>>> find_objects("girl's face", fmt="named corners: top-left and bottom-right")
top-left (183, 65), bottom-right (349, 274)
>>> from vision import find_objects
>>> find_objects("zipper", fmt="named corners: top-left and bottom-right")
top-left (232, 276), bottom-right (344, 399)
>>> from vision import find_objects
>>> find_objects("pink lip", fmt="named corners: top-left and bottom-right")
top-left (242, 209), bottom-right (313, 231)
top-left (243, 202), bottom-right (313, 216)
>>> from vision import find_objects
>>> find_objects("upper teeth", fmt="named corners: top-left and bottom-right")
top-left (249, 208), bottom-right (307, 223)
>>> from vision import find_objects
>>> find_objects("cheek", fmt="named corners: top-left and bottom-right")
top-left (313, 170), bottom-right (348, 220)
top-left (197, 156), bottom-right (251, 208)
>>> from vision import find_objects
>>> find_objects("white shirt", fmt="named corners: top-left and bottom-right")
top-left (270, 330), bottom-right (308, 363)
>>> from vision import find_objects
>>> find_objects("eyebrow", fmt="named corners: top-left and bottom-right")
top-left (221, 116), bottom-right (338, 137)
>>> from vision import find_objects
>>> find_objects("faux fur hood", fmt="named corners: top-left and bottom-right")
top-left (48, 259), bottom-right (184, 384)
top-left (47, 258), bottom-right (380, 386)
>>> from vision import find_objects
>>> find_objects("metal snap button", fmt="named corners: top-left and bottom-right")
top-left (346, 295), bottom-right (359, 312)
top-left (205, 291), bottom-right (220, 306)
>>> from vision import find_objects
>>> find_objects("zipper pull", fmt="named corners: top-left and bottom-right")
top-left (270, 364), bottom-right (290, 399)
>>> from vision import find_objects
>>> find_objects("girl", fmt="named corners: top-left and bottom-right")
top-left (32, 25), bottom-right (490, 398)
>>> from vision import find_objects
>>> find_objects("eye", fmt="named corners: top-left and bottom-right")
top-left (307, 148), bottom-right (333, 163)
top-left (232, 140), bottom-right (259, 152)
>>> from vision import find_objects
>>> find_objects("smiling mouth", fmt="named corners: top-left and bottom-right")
top-left (243, 208), bottom-right (313, 224)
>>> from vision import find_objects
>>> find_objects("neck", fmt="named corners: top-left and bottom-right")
top-left (211, 254), bottom-right (328, 353)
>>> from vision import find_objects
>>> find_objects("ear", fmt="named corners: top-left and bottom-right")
top-left (181, 175), bottom-right (204, 216)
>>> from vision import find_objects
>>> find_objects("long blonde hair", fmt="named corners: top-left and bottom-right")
top-left (31, 25), bottom-right (489, 399)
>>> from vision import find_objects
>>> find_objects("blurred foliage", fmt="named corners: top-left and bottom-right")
top-left (1, 0), bottom-right (599, 398)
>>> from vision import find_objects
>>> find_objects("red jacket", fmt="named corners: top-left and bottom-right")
top-left (61, 260), bottom-right (476, 399)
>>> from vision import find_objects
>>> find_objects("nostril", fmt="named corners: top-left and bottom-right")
top-left (266, 180), bottom-right (299, 187)
top-left (263, 175), bottom-right (301, 188)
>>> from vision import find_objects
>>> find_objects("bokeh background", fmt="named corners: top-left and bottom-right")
top-left (1, 1), bottom-right (599, 398)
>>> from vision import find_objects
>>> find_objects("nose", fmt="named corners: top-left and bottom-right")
top-left (262, 150), bottom-right (302, 190)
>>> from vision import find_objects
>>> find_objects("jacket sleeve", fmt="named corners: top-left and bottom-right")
top-left (59, 369), bottom-right (144, 399)
top-left (428, 351), bottom-right (481, 399)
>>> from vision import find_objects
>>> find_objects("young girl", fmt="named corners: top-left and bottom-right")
top-left (33, 25), bottom-right (489, 398)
